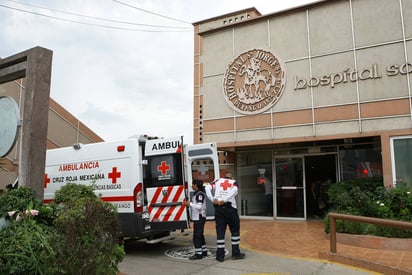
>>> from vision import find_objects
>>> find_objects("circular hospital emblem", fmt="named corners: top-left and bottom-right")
top-left (223, 49), bottom-right (286, 115)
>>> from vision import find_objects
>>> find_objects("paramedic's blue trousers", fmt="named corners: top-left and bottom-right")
top-left (193, 216), bottom-right (206, 256)
top-left (214, 205), bottom-right (241, 260)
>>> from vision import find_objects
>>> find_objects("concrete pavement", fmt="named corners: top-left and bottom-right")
top-left (118, 229), bottom-right (379, 275)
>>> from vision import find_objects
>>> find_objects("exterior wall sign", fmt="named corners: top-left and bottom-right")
top-left (223, 49), bottom-right (286, 115)
top-left (294, 62), bottom-right (412, 90)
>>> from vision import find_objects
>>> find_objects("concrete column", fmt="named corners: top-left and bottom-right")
top-left (0, 46), bottom-right (53, 199)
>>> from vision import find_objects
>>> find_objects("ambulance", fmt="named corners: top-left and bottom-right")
top-left (44, 135), bottom-right (219, 243)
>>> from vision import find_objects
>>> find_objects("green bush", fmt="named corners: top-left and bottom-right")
top-left (54, 183), bottom-right (96, 204)
top-left (326, 177), bottom-right (412, 238)
top-left (0, 183), bottom-right (125, 274)
top-left (382, 186), bottom-right (412, 221)
top-left (52, 185), bottom-right (124, 275)
top-left (0, 211), bottom-right (59, 274)
top-left (0, 187), bottom-right (42, 218)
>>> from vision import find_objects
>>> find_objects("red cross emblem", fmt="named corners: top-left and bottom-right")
top-left (44, 174), bottom-right (50, 188)
top-left (157, 161), bottom-right (170, 175)
top-left (221, 179), bottom-right (233, 191)
top-left (108, 167), bottom-right (121, 184)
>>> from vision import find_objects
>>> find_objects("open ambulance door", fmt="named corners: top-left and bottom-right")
top-left (144, 136), bottom-right (189, 231)
top-left (185, 142), bottom-right (220, 220)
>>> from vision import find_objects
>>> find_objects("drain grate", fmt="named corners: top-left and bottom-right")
top-left (165, 246), bottom-right (228, 260)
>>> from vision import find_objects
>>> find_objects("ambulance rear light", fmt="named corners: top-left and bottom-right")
top-left (117, 145), bottom-right (125, 152)
top-left (134, 182), bottom-right (143, 213)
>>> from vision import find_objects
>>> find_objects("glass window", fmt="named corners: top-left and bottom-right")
top-left (237, 151), bottom-right (272, 217)
top-left (339, 144), bottom-right (382, 181)
top-left (391, 136), bottom-right (412, 189)
top-left (146, 155), bottom-right (182, 187)
top-left (190, 158), bottom-right (217, 184)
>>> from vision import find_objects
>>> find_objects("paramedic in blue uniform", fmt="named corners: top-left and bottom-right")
top-left (184, 179), bottom-right (208, 260)
top-left (205, 173), bottom-right (245, 262)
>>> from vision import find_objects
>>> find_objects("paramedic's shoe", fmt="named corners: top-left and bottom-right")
top-left (202, 251), bottom-right (208, 257)
top-left (189, 254), bottom-right (203, 260)
top-left (216, 258), bottom-right (224, 262)
top-left (231, 253), bottom-right (245, 260)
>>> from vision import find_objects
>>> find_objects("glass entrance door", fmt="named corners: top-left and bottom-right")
top-left (274, 157), bottom-right (305, 219)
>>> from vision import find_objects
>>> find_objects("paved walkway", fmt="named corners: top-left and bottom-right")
top-left (119, 219), bottom-right (375, 275)
top-left (119, 219), bottom-right (412, 275)
top-left (230, 219), bottom-right (412, 275)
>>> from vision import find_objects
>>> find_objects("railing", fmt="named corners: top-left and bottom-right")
top-left (328, 212), bottom-right (412, 253)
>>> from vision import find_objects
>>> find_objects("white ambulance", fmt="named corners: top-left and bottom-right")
top-left (44, 135), bottom-right (220, 243)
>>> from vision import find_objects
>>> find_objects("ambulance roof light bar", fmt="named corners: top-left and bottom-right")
top-left (138, 134), bottom-right (159, 142)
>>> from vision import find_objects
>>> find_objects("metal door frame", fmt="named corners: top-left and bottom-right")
top-left (273, 152), bottom-right (339, 220)
top-left (273, 154), bottom-right (306, 220)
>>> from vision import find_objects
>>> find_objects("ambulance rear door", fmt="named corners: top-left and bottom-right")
top-left (144, 136), bottom-right (188, 231)
top-left (185, 142), bottom-right (220, 220)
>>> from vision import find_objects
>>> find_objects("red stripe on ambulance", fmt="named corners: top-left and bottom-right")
top-left (148, 185), bottom-right (185, 222)
top-left (163, 186), bottom-right (184, 222)
top-left (44, 195), bottom-right (134, 204)
top-left (151, 186), bottom-right (172, 221)
top-left (101, 196), bottom-right (134, 202)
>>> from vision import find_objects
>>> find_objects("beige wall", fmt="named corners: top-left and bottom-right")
top-left (193, 0), bottom-right (412, 186)
top-left (47, 98), bottom-right (103, 149)
top-left (194, 0), bottom-right (412, 143)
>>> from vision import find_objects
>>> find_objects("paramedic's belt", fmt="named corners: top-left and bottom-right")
top-left (215, 202), bottom-right (232, 207)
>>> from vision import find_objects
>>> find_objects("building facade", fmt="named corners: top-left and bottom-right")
top-left (0, 78), bottom-right (103, 190)
top-left (193, 0), bottom-right (412, 220)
